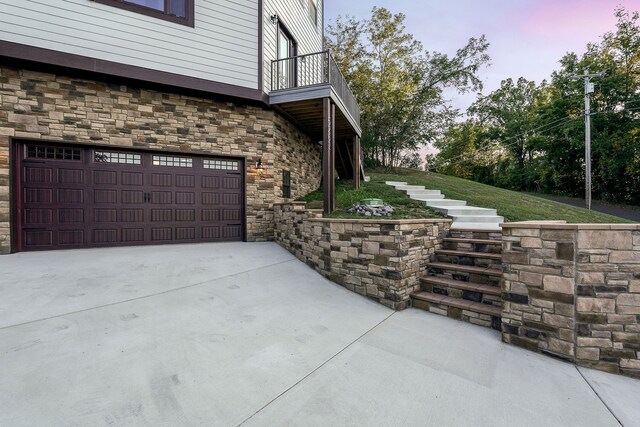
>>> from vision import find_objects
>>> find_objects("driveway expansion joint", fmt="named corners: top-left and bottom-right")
top-left (576, 366), bottom-right (624, 426)
top-left (236, 311), bottom-right (397, 426)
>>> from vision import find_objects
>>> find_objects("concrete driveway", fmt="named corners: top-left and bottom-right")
top-left (1, 242), bottom-right (639, 427)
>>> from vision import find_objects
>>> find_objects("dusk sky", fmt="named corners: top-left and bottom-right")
top-left (325, 0), bottom-right (640, 113)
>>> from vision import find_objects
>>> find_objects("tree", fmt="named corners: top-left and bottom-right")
top-left (326, 7), bottom-right (490, 168)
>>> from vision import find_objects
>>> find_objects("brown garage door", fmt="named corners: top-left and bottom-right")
top-left (16, 142), bottom-right (244, 251)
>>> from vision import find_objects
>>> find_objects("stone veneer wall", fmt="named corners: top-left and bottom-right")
top-left (0, 66), bottom-right (322, 253)
top-left (502, 222), bottom-right (640, 378)
top-left (274, 202), bottom-right (451, 309)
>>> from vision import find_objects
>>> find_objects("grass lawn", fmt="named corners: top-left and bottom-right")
top-left (369, 168), bottom-right (633, 223)
top-left (297, 179), bottom-right (443, 219)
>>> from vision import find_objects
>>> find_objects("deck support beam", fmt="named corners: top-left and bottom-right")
top-left (353, 135), bottom-right (361, 189)
top-left (323, 98), bottom-right (335, 213)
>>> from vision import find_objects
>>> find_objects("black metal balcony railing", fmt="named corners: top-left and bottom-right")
top-left (271, 50), bottom-right (360, 125)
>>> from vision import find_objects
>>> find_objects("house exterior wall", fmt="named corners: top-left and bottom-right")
top-left (0, 0), bottom-right (260, 90)
top-left (262, 0), bottom-right (324, 92)
top-left (0, 65), bottom-right (322, 254)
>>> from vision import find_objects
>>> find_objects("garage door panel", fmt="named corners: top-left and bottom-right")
top-left (122, 190), bottom-right (144, 204)
top-left (93, 229), bottom-right (118, 244)
top-left (24, 230), bottom-right (53, 247)
top-left (121, 172), bottom-right (143, 186)
top-left (57, 168), bottom-right (84, 184)
top-left (24, 166), bottom-right (53, 183)
top-left (122, 228), bottom-right (144, 242)
top-left (94, 189), bottom-right (116, 204)
top-left (59, 208), bottom-right (84, 224)
top-left (23, 208), bottom-right (53, 226)
top-left (58, 189), bottom-right (84, 204)
top-left (24, 188), bottom-right (53, 204)
top-left (202, 193), bottom-right (220, 205)
top-left (95, 209), bottom-right (117, 223)
top-left (58, 230), bottom-right (84, 245)
top-left (151, 209), bottom-right (173, 222)
top-left (176, 227), bottom-right (195, 240)
top-left (122, 209), bottom-right (144, 222)
top-left (152, 191), bottom-right (172, 204)
top-left (93, 170), bottom-right (118, 185)
top-left (175, 175), bottom-right (195, 187)
top-left (201, 176), bottom-right (220, 189)
top-left (18, 143), bottom-right (244, 251)
top-left (151, 228), bottom-right (173, 241)
top-left (151, 174), bottom-right (172, 187)
top-left (202, 209), bottom-right (220, 221)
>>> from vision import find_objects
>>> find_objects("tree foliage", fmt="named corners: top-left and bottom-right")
top-left (434, 7), bottom-right (640, 204)
top-left (326, 7), bottom-right (490, 168)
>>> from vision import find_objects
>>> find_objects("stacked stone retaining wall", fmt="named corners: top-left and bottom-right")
top-left (274, 202), bottom-right (451, 309)
top-left (502, 222), bottom-right (640, 379)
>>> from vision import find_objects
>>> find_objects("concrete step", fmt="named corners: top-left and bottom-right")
top-left (385, 181), bottom-right (407, 186)
top-left (434, 207), bottom-right (497, 216)
top-left (411, 291), bottom-right (502, 330)
top-left (450, 223), bottom-right (502, 231)
top-left (395, 185), bottom-right (426, 191)
top-left (450, 215), bottom-right (504, 223)
top-left (424, 199), bottom-right (467, 207)
top-left (412, 195), bottom-right (447, 201)
top-left (443, 237), bottom-right (502, 246)
top-left (406, 190), bottom-right (443, 197)
top-left (427, 261), bottom-right (502, 277)
top-left (435, 249), bottom-right (502, 261)
top-left (420, 276), bottom-right (501, 296)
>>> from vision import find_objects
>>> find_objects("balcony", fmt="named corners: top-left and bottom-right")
top-left (269, 50), bottom-right (361, 139)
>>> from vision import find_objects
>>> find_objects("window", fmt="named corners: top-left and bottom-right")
top-left (203, 159), bottom-right (239, 171)
top-left (152, 155), bottom-right (193, 168)
top-left (308, 0), bottom-right (318, 27)
top-left (282, 170), bottom-right (291, 198)
top-left (92, 0), bottom-right (195, 27)
top-left (27, 145), bottom-right (81, 161)
top-left (95, 151), bottom-right (141, 165)
top-left (276, 24), bottom-right (296, 89)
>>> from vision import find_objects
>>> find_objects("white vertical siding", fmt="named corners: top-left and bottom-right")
top-left (0, 0), bottom-right (260, 90)
top-left (262, 0), bottom-right (323, 93)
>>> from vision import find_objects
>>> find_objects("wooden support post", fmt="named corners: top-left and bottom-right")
top-left (323, 98), bottom-right (335, 213)
top-left (353, 135), bottom-right (361, 189)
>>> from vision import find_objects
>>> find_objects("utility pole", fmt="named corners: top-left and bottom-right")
top-left (572, 69), bottom-right (604, 210)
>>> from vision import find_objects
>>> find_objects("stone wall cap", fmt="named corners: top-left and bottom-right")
top-left (273, 201), bottom-right (308, 206)
top-left (502, 221), bottom-right (640, 230)
top-left (308, 218), bottom-right (452, 224)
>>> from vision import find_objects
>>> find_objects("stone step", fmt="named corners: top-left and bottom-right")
top-left (435, 249), bottom-right (502, 261)
top-left (411, 291), bottom-right (502, 330)
top-left (427, 261), bottom-right (502, 277)
top-left (443, 237), bottom-right (502, 246)
top-left (450, 223), bottom-right (502, 231)
top-left (420, 276), bottom-right (501, 296)
top-left (385, 181), bottom-right (407, 186)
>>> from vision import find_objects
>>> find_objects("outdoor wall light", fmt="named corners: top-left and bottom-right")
top-left (270, 14), bottom-right (278, 24)
top-left (256, 159), bottom-right (264, 175)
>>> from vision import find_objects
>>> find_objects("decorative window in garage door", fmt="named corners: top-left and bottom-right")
top-left (94, 151), bottom-right (142, 165)
top-left (203, 159), bottom-right (239, 171)
top-left (27, 145), bottom-right (81, 161)
top-left (152, 155), bottom-right (193, 168)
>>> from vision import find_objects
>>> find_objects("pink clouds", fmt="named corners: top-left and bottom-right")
top-left (522, 0), bottom-right (640, 44)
